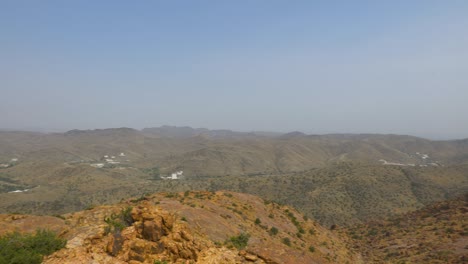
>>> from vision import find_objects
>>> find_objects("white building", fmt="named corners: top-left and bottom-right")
top-left (169, 171), bottom-right (183, 179)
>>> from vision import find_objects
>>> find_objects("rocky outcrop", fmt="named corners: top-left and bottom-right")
top-left (35, 191), bottom-right (363, 263)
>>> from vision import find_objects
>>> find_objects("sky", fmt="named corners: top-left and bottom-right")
top-left (1, 1), bottom-right (467, 139)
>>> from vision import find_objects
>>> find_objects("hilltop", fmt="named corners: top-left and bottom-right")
top-left (0, 191), bottom-right (363, 264)
top-left (1, 191), bottom-right (465, 263)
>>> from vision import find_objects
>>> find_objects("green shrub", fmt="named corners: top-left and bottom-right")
top-left (309, 245), bottom-right (315, 252)
top-left (255, 218), bottom-right (261, 225)
top-left (227, 233), bottom-right (250, 249)
top-left (282, 237), bottom-right (291, 247)
top-left (104, 207), bottom-right (133, 234)
top-left (0, 229), bottom-right (66, 264)
top-left (298, 227), bottom-right (305, 234)
top-left (309, 228), bottom-right (316, 235)
top-left (269, 227), bottom-right (279, 236)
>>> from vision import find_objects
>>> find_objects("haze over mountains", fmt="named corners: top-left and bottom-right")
top-left (2, 126), bottom-right (468, 173)
top-left (0, 126), bottom-right (467, 226)
top-left (2, 1), bottom-right (468, 262)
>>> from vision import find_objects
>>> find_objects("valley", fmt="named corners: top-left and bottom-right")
top-left (0, 127), bottom-right (467, 263)
top-left (0, 127), bottom-right (467, 227)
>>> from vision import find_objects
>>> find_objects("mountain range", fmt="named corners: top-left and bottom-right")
top-left (1, 126), bottom-right (467, 227)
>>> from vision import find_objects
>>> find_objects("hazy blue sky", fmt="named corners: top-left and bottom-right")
top-left (1, 1), bottom-right (467, 139)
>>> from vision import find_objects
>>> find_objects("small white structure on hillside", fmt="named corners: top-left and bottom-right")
top-left (11, 158), bottom-right (18, 162)
top-left (170, 171), bottom-right (183, 179)
top-left (416, 152), bottom-right (430, 160)
top-left (119, 153), bottom-right (125, 157)
top-left (91, 163), bottom-right (105, 168)
top-left (8, 188), bottom-right (29, 193)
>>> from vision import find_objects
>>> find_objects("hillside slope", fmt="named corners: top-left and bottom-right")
top-left (1, 129), bottom-right (467, 228)
top-left (0, 191), bottom-right (363, 264)
top-left (2, 128), bottom-right (468, 178)
top-left (344, 194), bottom-right (468, 263)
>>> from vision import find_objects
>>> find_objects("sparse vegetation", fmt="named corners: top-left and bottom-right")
top-left (226, 233), bottom-right (250, 249)
top-left (104, 206), bottom-right (133, 234)
top-left (144, 166), bottom-right (161, 180)
top-left (269, 227), bottom-right (279, 236)
top-left (0, 229), bottom-right (66, 264)
top-left (282, 237), bottom-right (291, 247)
top-left (223, 193), bottom-right (233, 198)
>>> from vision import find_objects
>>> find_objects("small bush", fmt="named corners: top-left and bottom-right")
top-left (309, 246), bottom-right (315, 252)
top-left (269, 227), bottom-right (279, 236)
top-left (298, 227), bottom-right (305, 234)
top-left (0, 229), bottom-right (66, 264)
top-left (227, 233), bottom-right (250, 249)
top-left (255, 218), bottom-right (261, 225)
top-left (104, 207), bottom-right (133, 235)
top-left (282, 237), bottom-right (291, 247)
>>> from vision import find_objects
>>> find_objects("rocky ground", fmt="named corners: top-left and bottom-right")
top-left (1, 191), bottom-right (466, 263)
top-left (343, 194), bottom-right (468, 263)
top-left (0, 191), bottom-right (363, 264)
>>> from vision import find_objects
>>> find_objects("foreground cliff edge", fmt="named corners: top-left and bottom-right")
top-left (1, 191), bottom-right (466, 263)
top-left (0, 191), bottom-right (363, 264)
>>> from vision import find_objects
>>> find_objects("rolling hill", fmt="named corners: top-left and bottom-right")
top-left (0, 127), bottom-right (467, 228)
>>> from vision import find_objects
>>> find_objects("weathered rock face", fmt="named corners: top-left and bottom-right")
top-left (9, 191), bottom-right (363, 263)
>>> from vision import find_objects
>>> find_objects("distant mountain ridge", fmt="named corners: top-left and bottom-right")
top-left (2, 127), bottom-right (468, 175)
top-left (0, 127), bottom-right (467, 225)
top-left (141, 125), bottom-right (274, 139)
